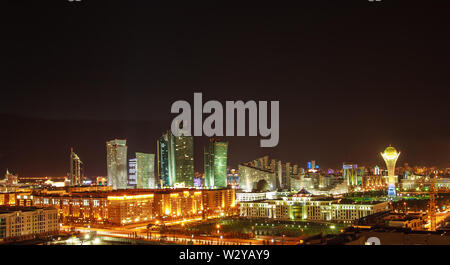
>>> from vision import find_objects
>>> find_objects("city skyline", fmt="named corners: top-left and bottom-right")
top-left (2, 0), bottom-right (450, 252)
top-left (0, 127), bottom-right (447, 179)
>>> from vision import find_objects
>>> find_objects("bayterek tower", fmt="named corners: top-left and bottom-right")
top-left (381, 145), bottom-right (400, 196)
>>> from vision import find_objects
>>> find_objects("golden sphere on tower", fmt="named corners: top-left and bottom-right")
top-left (381, 145), bottom-right (400, 160)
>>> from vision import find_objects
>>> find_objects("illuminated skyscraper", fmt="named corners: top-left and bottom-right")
top-left (157, 131), bottom-right (194, 187)
top-left (381, 145), bottom-right (400, 196)
top-left (106, 139), bottom-right (128, 190)
top-left (157, 133), bottom-right (171, 187)
top-left (136, 152), bottom-right (155, 189)
top-left (343, 163), bottom-right (358, 186)
top-left (204, 139), bottom-right (228, 188)
top-left (128, 158), bottom-right (137, 187)
top-left (173, 133), bottom-right (194, 187)
top-left (69, 147), bottom-right (83, 186)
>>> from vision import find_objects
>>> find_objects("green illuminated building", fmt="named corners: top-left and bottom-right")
top-left (157, 131), bottom-right (194, 187)
top-left (204, 139), bottom-right (228, 188)
top-left (135, 152), bottom-right (155, 189)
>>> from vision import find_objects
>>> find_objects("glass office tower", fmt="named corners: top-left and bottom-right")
top-left (128, 158), bottom-right (137, 187)
top-left (157, 131), bottom-right (194, 187)
top-left (69, 147), bottom-right (83, 186)
top-left (204, 139), bottom-right (228, 188)
top-left (136, 152), bottom-right (155, 189)
top-left (106, 139), bottom-right (128, 190)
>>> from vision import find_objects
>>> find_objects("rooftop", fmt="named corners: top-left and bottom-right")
top-left (0, 206), bottom-right (55, 214)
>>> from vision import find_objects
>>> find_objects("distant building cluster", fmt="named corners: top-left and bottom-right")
top-left (236, 146), bottom-right (425, 196)
top-left (238, 156), bottom-right (350, 195)
top-left (103, 132), bottom-right (229, 190)
top-left (239, 156), bottom-right (305, 192)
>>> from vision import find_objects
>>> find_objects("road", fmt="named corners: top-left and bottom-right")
top-left (61, 225), bottom-right (300, 245)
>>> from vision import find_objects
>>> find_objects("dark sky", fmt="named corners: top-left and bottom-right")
top-left (1, 1), bottom-right (449, 177)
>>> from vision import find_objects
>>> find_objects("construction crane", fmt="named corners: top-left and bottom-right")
top-left (428, 173), bottom-right (450, 231)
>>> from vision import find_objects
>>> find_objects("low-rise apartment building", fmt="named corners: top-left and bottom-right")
top-left (0, 206), bottom-right (59, 242)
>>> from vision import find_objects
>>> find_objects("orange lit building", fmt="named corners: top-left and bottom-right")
top-left (108, 194), bottom-right (154, 225)
top-left (153, 189), bottom-right (203, 219)
top-left (0, 193), bottom-right (16, 206)
top-left (33, 193), bottom-right (109, 224)
top-left (16, 188), bottom-right (236, 226)
top-left (0, 192), bottom-right (33, 206)
top-left (362, 175), bottom-right (386, 190)
top-left (202, 188), bottom-right (236, 217)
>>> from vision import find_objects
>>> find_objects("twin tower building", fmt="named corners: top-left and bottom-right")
top-left (106, 132), bottom-right (228, 190)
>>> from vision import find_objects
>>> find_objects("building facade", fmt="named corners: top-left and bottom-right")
top-left (0, 207), bottom-right (59, 242)
top-left (343, 163), bottom-right (359, 186)
top-left (69, 148), bottom-right (83, 186)
top-left (29, 188), bottom-right (236, 226)
top-left (239, 156), bottom-right (304, 191)
top-left (108, 194), bottom-right (154, 225)
top-left (135, 152), bottom-right (156, 189)
top-left (157, 131), bottom-right (194, 188)
top-left (238, 164), bottom-right (277, 192)
top-left (106, 139), bottom-right (128, 190)
top-left (239, 197), bottom-right (389, 222)
top-left (204, 139), bottom-right (228, 188)
top-left (128, 158), bottom-right (137, 187)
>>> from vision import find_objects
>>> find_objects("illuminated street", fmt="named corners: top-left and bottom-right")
top-left (59, 221), bottom-right (306, 245)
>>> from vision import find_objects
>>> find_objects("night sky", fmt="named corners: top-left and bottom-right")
top-left (1, 1), bottom-right (449, 177)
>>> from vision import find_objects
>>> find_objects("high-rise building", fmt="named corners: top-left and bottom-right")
top-left (174, 134), bottom-right (194, 187)
top-left (106, 139), bottom-right (128, 190)
top-left (69, 148), bottom-right (83, 186)
top-left (157, 133), bottom-right (171, 187)
top-left (381, 145), bottom-right (400, 196)
top-left (307, 160), bottom-right (319, 173)
top-left (157, 131), bottom-right (194, 187)
top-left (374, 165), bottom-right (380, 175)
top-left (128, 158), bottom-right (137, 187)
top-left (2, 169), bottom-right (18, 186)
top-left (204, 139), bottom-right (228, 188)
top-left (343, 163), bottom-right (358, 186)
top-left (135, 152), bottom-right (155, 189)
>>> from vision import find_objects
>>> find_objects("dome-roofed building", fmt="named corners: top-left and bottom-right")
top-left (294, 188), bottom-right (311, 197)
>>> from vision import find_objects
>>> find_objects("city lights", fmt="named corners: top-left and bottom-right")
top-left (1, 1), bottom-right (449, 250)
